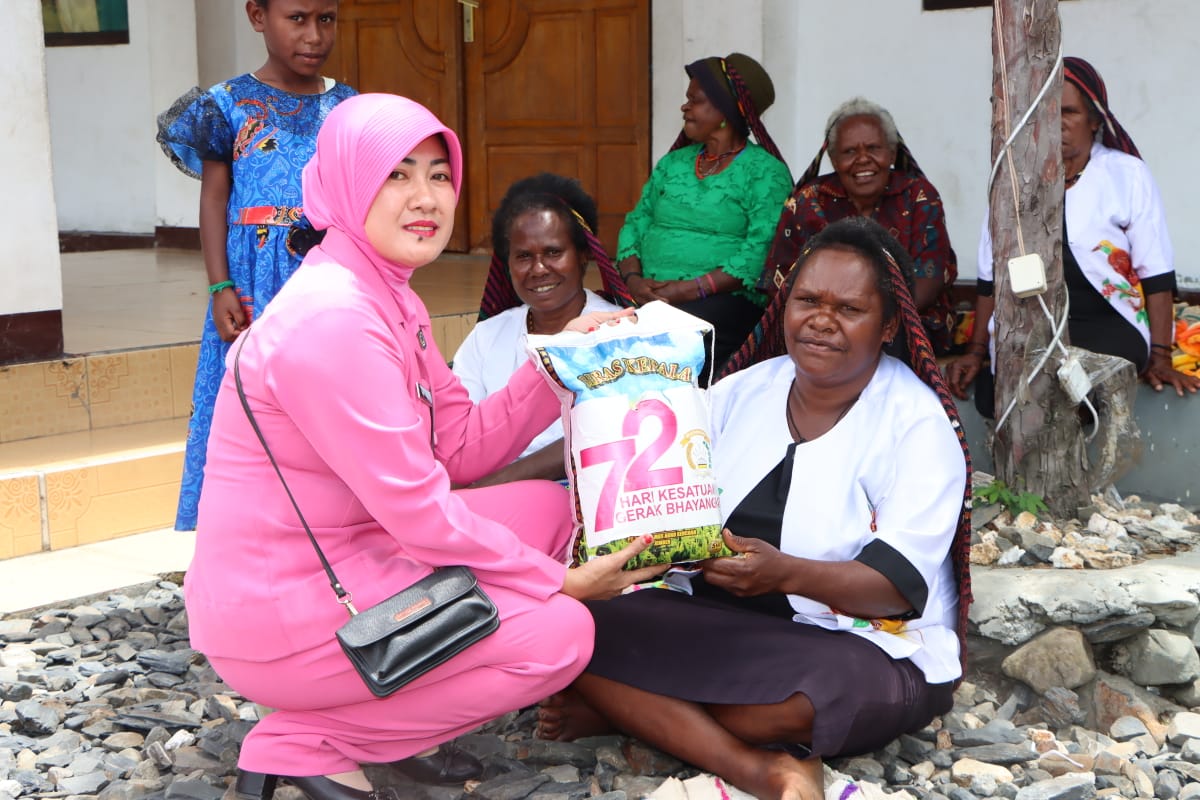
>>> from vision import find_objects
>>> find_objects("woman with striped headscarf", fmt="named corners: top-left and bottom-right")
top-left (616, 53), bottom-right (793, 373)
top-left (760, 97), bottom-right (959, 357)
top-left (538, 217), bottom-right (973, 800)
top-left (949, 56), bottom-right (1199, 412)
top-left (454, 173), bottom-right (631, 485)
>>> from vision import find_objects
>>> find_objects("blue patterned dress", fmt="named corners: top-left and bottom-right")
top-left (157, 74), bottom-right (356, 530)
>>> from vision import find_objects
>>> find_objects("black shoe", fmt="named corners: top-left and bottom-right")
top-left (392, 744), bottom-right (483, 784)
top-left (235, 771), bottom-right (395, 800)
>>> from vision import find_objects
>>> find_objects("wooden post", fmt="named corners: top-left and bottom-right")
top-left (989, 0), bottom-right (1087, 515)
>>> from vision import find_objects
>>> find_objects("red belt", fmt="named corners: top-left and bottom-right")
top-left (233, 205), bottom-right (302, 226)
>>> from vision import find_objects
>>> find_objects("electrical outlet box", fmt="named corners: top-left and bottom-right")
top-left (1057, 355), bottom-right (1093, 404)
top-left (1009, 253), bottom-right (1047, 298)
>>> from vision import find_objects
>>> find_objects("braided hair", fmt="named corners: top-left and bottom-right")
top-left (1063, 56), bottom-right (1140, 159)
top-left (478, 173), bottom-right (633, 321)
top-left (720, 217), bottom-right (974, 675)
top-left (668, 57), bottom-right (787, 170)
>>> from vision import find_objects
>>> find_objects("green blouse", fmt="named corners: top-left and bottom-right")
top-left (617, 142), bottom-right (793, 305)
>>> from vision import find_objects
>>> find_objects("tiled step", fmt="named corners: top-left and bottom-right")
top-left (0, 419), bottom-right (185, 560)
top-left (0, 314), bottom-right (478, 562)
top-left (0, 344), bottom-right (199, 444)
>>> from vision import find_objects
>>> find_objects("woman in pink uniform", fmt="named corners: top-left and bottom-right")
top-left (183, 93), bottom-right (660, 800)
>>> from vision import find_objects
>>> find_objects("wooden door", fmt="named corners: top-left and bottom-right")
top-left (323, 0), bottom-right (469, 251)
top-left (324, 0), bottom-right (650, 255)
top-left (464, 0), bottom-right (650, 255)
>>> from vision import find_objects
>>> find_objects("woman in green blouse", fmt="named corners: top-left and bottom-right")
top-left (617, 52), bottom-right (792, 371)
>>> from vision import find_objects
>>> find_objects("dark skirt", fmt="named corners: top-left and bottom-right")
top-left (584, 589), bottom-right (954, 758)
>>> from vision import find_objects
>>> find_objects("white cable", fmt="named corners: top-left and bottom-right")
top-left (986, 28), bottom-right (1082, 438)
top-left (993, 290), bottom-right (1067, 432)
top-left (993, 288), bottom-right (1100, 443)
top-left (987, 44), bottom-right (1064, 204)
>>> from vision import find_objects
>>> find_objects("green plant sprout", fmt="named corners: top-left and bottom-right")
top-left (974, 479), bottom-right (1049, 519)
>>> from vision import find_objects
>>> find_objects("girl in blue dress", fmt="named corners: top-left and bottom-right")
top-left (157, 0), bottom-right (355, 529)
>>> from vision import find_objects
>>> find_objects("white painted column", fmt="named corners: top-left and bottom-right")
top-left (1, 1), bottom-right (63, 317)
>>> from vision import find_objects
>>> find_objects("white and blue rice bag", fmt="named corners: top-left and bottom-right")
top-left (527, 302), bottom-right (731, 569)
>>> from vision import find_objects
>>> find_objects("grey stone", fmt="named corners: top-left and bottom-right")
top-left (956, 745), bottom-right (1040, 766)
top-left (1153, 770), bottom-right (1182, 800)
top-left (1112, 630), bottom-right (1200, 686)
top-left (0, 683), bottom-right (34, 701)
top-left (1079, 614), bottom-right (1157, 644)
top-left (530, 780), bottom-right (591, 800)
top-left (98, 779), bottom-right (166, 800)
top-left (472, 772), bottom-right (551, 800)
top-left (539, 765), bottom-right (580, 783)
top-left (56, 771), bottom-right (109, 794)
top-left (520, 740), bottom-right (596, 770)
top-left (163, 778), bottom-right (226, 800)
top-left (1008, 527), bottom-right (1058, 562)
top-left (167, 745), bottom-right (220, 773)
top-left (1002, 629), bottom-right (1097, 694)
top-left (1109, 716), bottom-right (1150, 742)
top-left (1014, 773), bottom-right (1097, 800)
top-left (1166, 712), bottom-right (1200, 746)
top-left (1042, 687), bottom-right (1087, 730)
top-left (111, 709), bottom-right (203, 731)
top-left (1167, 678), bottom-right (1200, 708)
top-left (0, 620), bottom-right (34, 637)
top-left (1181, 739), bottom-right (1200, 764)
top-left (102, 732), bottom-right (145, 752)
top-left (842, 757), bottom-right (886, 780)
top-left (953, 720), bottom-right (1027, 747)
top-left (135, 650), bottom-right (194, 676)
top-left (611, 775), bottom-right (663, 798)
top-left (13, 699), bottom-right (62, 735)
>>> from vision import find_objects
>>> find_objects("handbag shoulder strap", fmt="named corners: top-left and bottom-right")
top-left (233, 334), bottom-right (359, 616)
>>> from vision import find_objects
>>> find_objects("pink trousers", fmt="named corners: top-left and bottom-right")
top-left (209, 481), bottom-right (591, 776)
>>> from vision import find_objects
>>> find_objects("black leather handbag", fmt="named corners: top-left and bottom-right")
top-left (233, 336), bottom-right (500, 697)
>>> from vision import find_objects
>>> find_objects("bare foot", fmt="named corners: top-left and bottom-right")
top-left (535, 690), bottom-right (614, 741)
top-left (767, 753), bottom-right (824, 800)
top-left (730, 751), bottom-right (823, 800)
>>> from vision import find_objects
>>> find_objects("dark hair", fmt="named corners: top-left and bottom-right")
top-left (789, 217), bottom-right (916, 331)
top-left (719, 215), bottom-right (974, 681)
top-left (490, 173), bottom-right (598, 264)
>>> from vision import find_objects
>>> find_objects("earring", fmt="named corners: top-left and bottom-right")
top-left (720, 120), bottom-right (726, 129)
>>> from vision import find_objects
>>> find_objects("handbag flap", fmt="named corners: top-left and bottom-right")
top-left (336, 566), bottom-right (483, 648)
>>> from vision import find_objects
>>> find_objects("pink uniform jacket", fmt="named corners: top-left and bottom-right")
top-left (185, 234), bottom-right (566, 663)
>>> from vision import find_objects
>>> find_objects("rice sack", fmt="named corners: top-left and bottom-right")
top-left (527, 302), bottom-right (731, 569)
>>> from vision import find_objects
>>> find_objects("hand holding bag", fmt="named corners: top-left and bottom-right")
top-left (233, 335), bottom-right (499, 698)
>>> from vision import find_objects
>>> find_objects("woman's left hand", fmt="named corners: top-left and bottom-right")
top-left (562, 308), bottom-right (637, 334)
top-left (701, 529), bottom-right (794, 597)
top-left (652, 279), bottom-right (698, 305)
top-left (1143, 352), bottom-right (1200, 396)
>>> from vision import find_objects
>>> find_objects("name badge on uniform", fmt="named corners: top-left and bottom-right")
top-left (416, 383), bottom-right (433, 406)
top-left (416, 382), bottom-right (436, 448)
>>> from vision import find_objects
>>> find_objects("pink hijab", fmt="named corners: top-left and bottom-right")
top-left (302, 93), bottom-right (463, 282)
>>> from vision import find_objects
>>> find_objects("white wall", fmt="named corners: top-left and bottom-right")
top-left (196, 1), bottom-right (265, 91)
top-left (45, 0), bottom-right (198, 233)
top-left (150, 1), bottom-right (200, 228)
top-left (2, 2), bottom-right (62, 315)
top-left (649, 0), bottom-right (764, 160)
top-left (651, 0), bottom-right (1200, 286)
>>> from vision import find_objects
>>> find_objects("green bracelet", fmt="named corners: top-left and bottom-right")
top-left (208, 280), bottom-right (235, 295)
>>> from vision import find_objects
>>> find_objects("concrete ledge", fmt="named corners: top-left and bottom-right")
top-left (956, 384), bottom-right (1199, 505)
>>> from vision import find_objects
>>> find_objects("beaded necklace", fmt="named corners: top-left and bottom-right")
top-left (694, 142), bottom-right (746, 179)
